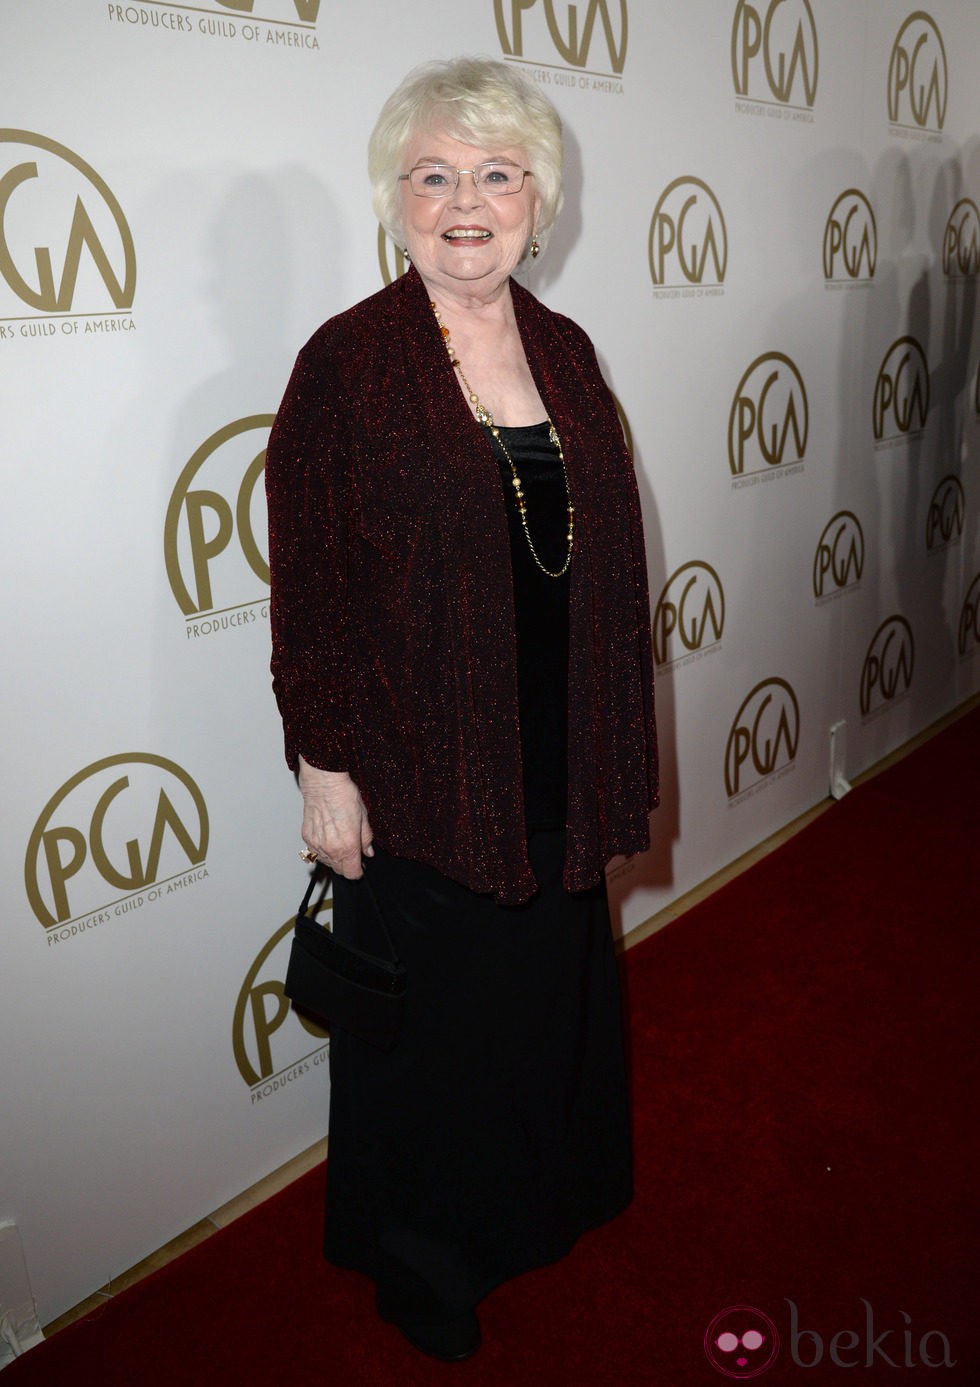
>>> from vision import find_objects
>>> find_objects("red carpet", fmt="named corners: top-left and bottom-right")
top-left (8, 708), bottom-right (979, 1384)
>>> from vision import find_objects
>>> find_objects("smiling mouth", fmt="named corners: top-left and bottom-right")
top-left (443, 229), bottom-right (493, 242)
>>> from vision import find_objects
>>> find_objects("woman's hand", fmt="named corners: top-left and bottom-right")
top-left (298, 756), bottom-right (374, 879)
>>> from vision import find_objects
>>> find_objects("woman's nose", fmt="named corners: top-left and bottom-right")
top-left (452, 169), bottom-right (485, 208)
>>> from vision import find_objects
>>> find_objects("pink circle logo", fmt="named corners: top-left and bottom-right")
top-left (704, 1305), bottom-right (780, 1378)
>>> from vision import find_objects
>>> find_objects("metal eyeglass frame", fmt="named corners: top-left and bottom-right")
top-left (397, 163), bottom-right (534, 197)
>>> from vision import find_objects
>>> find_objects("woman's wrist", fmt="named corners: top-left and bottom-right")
top-left (298, 756), bottom-right (352, 790)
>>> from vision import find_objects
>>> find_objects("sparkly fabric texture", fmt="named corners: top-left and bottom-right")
top-left (265, 266), bottom-right (658, 904)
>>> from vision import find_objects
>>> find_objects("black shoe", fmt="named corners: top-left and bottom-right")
top-left (384, 1308), bottom-right (481, 1362)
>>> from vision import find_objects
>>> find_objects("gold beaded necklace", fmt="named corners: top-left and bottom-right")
top-left (430, 300), bottom-right (574, 578)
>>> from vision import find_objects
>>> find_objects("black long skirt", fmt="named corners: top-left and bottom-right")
top-left (324, 831), bottom-right (632, 1322)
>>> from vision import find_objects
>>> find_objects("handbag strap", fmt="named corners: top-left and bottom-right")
top-left (298, 861), bottom-right (402, 967)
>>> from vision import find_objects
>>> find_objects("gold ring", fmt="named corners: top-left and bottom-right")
top-left (299, 848), bottom-right (318, 864)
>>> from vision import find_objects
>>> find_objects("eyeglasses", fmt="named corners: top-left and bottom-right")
top-left (398, 162), bottom-right (533, 197)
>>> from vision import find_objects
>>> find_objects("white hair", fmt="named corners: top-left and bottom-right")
top-left (368, 57), bottom-right (563, 253)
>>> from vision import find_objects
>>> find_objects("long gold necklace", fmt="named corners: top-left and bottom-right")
top-left (430, 300), bottom-right (574, 578)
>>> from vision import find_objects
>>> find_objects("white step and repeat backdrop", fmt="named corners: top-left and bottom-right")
top-left (3, 0), bottom-right (979, 1326)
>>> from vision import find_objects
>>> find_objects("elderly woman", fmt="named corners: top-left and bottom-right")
top-left (266, 57), bottom-right (657, 1361)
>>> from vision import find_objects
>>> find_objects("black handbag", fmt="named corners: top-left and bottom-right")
top-left (284, 867), bottom-right (406, 1052)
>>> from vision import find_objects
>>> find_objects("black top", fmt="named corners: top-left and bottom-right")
top-left (492, 422), bottom-right (570, 831)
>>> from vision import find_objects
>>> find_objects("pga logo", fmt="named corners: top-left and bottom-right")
top-left (813, 511), bottom-right (864, 599)
top-left (215, 0), bottom-right (320, 17)
top-left (649, 177), bottom-right (728, 289)
top-left (0, 129), bottom-right (136, 317)
top-left (494, 0), bottom-right (628, 76)
top-left (731, 0), bottom-right (818, 108)
top-left (724, 677), bottom-right (799, 799)
top-left (860, 616), bottom-right (914, 716)
top-left (729, 353), bottom-right (808, 476)
top-left (959, 574), bottom-right (980, 657)
top-left (823, 190), bottom-right (876, 282)
top-left (888, 12), bottom-right (948, 132)
top-left (873, 338), bottom-right (929, 442)
top-left (233, 907), bottom-right (328, 1090)
top-left (24, 753), bottom-right (208, 928)
top-left (925, 476), bottom-right (964, 551)
top-left (653, 561), bottom-right (725, 667)
top-left (942, 199), bottom-right (980, 280)
top-left (164, 416), bottom-right (273, 618)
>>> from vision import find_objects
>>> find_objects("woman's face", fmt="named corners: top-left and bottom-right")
top-left (398, 130), bottom-right (541, 303)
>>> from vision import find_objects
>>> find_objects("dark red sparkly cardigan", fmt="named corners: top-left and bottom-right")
top-left (266, 266), bottom-right (658, 904)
